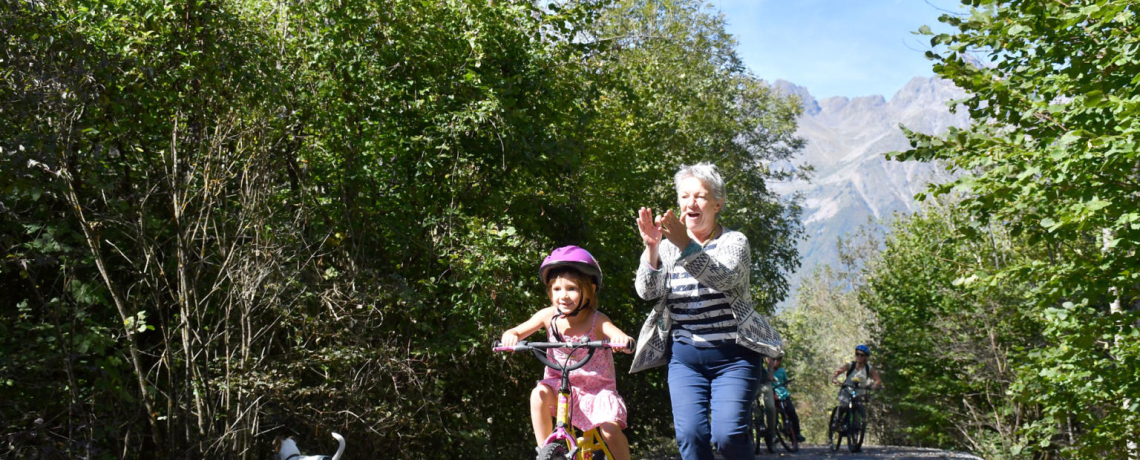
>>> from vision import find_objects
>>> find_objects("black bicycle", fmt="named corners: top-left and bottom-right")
top-left (827, 382), bottom-right (869, 453)
top-left (769, 379), bottom-right (799, 452)
top-left (750, 381), bottom-right (777, 454)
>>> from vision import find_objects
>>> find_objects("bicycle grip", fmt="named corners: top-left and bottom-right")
top-left (492, 341), bottom-right (530, 352)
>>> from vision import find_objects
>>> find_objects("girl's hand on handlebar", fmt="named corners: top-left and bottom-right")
top-left (607, 333), bottom-right (635, 354)
top-left (500, 329), bottom-right (520, 349)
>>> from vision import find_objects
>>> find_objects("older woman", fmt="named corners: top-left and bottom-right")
top-left (631, 162), bottom-right (783, 460)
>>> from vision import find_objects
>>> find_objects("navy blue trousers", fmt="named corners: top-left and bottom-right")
top-left (668, 341), bottom-right (761, 460)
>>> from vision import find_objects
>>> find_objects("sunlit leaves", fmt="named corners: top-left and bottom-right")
top-left (891, 0), bottom-right (1140, 456)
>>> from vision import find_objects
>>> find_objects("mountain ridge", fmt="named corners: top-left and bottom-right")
top-left (771, 76), bottom-right (970, 300)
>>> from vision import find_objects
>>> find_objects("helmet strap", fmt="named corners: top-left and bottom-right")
top-left (549, 298), bottom-right (591, 342)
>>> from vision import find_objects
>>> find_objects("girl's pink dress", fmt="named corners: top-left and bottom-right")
top-left (540, 312), bottom-right (628, 431)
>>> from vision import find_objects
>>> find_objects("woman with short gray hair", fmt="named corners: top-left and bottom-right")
top-left (631, 162), bottom-right (783, 460)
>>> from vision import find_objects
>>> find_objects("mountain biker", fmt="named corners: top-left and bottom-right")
top-left (767, 354), bottom-right (805, 443)
top-left (830, 344), bottom-right (883, 409)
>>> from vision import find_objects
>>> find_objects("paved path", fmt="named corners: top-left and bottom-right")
top-left (749, 445), bottom-right (982, 460)
top-left (656, 445), bottom-right (983, 460)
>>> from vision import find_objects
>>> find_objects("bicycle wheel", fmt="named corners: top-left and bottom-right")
top-left (536, 442), bottom-right (569, 460)
top-left (848, 405), bottom-right (866, 453)
top-left (772, 415), bottom-right (789, 452)
top-left (752, 396), bottom-right (770, 455)
top-left (779, 406), bottom-right (799, 453)
top-left (751, 396), bottom-right (765, 455)
top-left (827, 407), bottom-right (842, 452)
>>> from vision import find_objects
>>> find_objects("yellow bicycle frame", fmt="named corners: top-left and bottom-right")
top-left (552, 381), bottom-right (613, 460)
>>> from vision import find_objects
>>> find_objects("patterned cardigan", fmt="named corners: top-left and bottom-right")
top-left (630, 228), bottom-right (782, 373)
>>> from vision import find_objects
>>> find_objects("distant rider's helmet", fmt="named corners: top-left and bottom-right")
top-left (540, 245), bottom-right (603, 291)
top-left (855, 344), bottom-right (871, 356)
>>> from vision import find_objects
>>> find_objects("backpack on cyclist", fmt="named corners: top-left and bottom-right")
top-left (845, 362), bottom-right (872, 382)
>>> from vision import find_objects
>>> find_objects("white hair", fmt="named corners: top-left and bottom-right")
top-left (674, 162), bottom-right (726, 207)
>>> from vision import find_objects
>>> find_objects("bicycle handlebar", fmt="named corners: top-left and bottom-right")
top-left (492, 340), bottom-right (618, 353)
top-left (771, 378), bottom-right (794, 389)
top-left (493, 340), bottom-right (625, 373)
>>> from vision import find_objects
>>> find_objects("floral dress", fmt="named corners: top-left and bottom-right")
top-left (539, 311), bottom-right (628, 431)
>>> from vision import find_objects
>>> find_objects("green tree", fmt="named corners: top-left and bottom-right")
top-left (859, 199), bottom-right (1043, 459)
top-left (1, 0), bottom-right (804, 458)
top-left (896, 1), bottom-right (1140, 456)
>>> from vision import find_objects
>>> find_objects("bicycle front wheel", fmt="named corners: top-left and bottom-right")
top-left (773, 418), bottom-right (790, 452)
top-left (751, 396), bottom-right (764, 455)
top-left (536, 442), bottom-right (569, 460)
top-left (827, 407), bottom-right (842, 452)
top-left (848, 405), bottom-right (866, 453)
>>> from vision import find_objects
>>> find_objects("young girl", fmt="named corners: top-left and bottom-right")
top-left (501, 245), bottom-right (634, 460)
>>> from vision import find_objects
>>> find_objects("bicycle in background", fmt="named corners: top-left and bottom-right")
top-left (769, 378), bottom-right (799, 452)
top-left (828, 378), bottom-right (870, 453)
top-left (750, 381), bottom-right (776, 454)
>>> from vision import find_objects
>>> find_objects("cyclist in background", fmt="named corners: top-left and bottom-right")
top-left (767, 354), bottom-right (805, 443)
top-left (830, 344), bottom-right (883, 408)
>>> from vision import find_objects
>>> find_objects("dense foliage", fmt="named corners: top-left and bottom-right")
top-left (782, 2), bottom-right (1140, 458)
top-left (871, 0), bottom-right (1140, 457)
top-left (0, 0), bottom-right (804, 458)
top-left (859, 200), bottom-right (1045, 459)
top-left (775, 226), bottom-right (879, 445)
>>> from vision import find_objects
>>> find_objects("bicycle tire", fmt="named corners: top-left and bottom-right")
top-left (848, 405), bottom-right (866, 453)
top-left (827, 407), bottom-right (842, 452)
top-left (779, 405), bottom-right (799, 452)
top-left (536, 442), bottom-right (569, 460)
top-left (751, 395), bottom-right (765, 455)
top-left (773, 419), bottom-right (789, 452)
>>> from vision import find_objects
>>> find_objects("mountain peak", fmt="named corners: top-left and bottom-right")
top-left (890, 76), bottom-right (965, 110)
top-left (775, 76), bottom-right (970, 308)
top-left (772, 79), bottom-right (821, 116)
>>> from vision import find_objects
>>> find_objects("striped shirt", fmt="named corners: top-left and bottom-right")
top-left (631, 228), bottom-right (783, 371)
top-left (664, 239), bottom-right (738, 347)
top-left (636, 228), bottom-right (764, 350)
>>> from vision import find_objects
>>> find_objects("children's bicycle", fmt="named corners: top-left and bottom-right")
top-left (493, 339), bottom-right (620, 460)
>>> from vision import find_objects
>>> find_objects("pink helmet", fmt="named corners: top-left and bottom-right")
top-left (540, 245), bottom-right (603, 291)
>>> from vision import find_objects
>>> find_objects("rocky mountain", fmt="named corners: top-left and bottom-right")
top-left (770, 77), bottom-right (971, 301)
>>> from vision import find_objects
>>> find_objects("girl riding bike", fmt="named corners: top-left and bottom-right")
top-left (501, 246), bottom-right (635, 460)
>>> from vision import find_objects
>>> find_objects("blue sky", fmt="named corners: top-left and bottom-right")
top-left (713, 0), bottom-right (962, 99)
